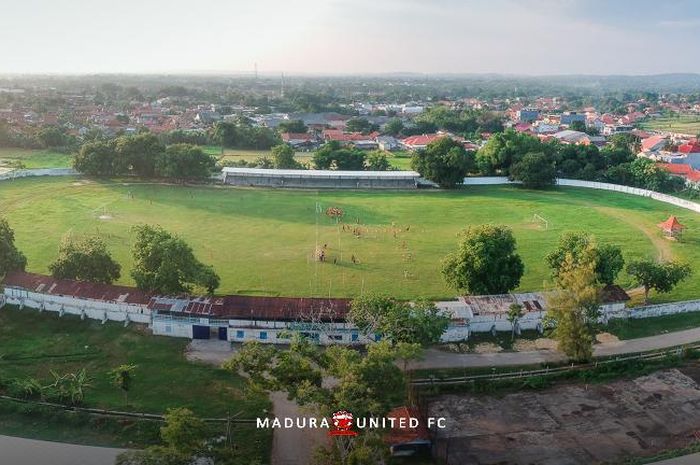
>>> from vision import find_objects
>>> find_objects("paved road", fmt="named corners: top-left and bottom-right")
top-left (649, 453), bottom-right (700, 465)
top-left (410, 327), bottom-right (700, 370)
top-left (0, 435), bottom-right (124, 465)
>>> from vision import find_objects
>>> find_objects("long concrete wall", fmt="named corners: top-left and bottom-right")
top-left (0, 168), bottom-right (77, 181)
top-left (463, 176), bottom-right (700, 214)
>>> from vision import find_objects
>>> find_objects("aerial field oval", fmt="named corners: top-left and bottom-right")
top-left (1, 176), bottom-right (698, 301)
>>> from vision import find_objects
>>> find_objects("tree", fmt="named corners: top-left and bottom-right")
top-left (114, 133), bottom-right (165, 177)
top-left (507, 304), bottom-right (524, 341)
top-left (155, 144), bottom-right (216, 181)
top-left (411, 136), bottom-right (474, 188)
top-left (131, 225), bottom-right (220, 295)
top-left (546, 232), bottom-right (624, 285)
top-left (476, 129), bottom-right (555, 175)
top-left (212, 121), bottom-right (237, 153)
top-left (345, 117), bottom-right (376, 134)
top-left (0, 217), bottom-right (27, 278)
top-left (627, 259), bottom-right (692, 304)
top-left (313, 141), bottom-right (366, 170)
top-left (349, 294), bottom-right (449, 346)
top-left (160, 408), bottom-right (207, 454)
top-left (568, 120), bottom-right (586, 132)
top-left (509, 152), bottom-right (556, 188)
top-left (109, 364), bottom-right (137, 407)
top-left (383, 118), bottom-right (404, 136)
top-left (365, 150), bottom-right (390, 171)
top-left (442, 225), bottom-right (524, 294)
top-left (277, 119), bottom-right (308, 134)
top-left (73, 140), bottom-right (117, 176)
top-left (270, 143), bottom-right (301, 169)
top-left (546, 254), bottom-right (601, 361)
top-left (37, 126), bottom-right (67, 148)
top-left (49, 236), bottom-right (121, 284)
top-left (116, 408), bottom-right (207, 465)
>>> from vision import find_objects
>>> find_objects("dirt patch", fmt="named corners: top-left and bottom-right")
top-left (98, 214), bottom-right (113, 220)
top-left (514, 338), bottom-right (557, 352)
top-left (472, 342), bottom-right (502, 354)
top-left (184, 339), bottom-right (235, 367)
top-left (596, 332), bottom-right (621, 345)
top-left (429, 369), bottom-right (700, 465)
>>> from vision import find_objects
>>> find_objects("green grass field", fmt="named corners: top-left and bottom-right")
top-left (0, 306), bottom-right (271, 455)
top-left (639, 115), bottom-right (700, 135)
top-left (0, 148), bottom-right (74, 169)
top-left (1, 177), bottom-right (699, 301)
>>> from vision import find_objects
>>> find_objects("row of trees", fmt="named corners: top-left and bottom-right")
top-left (440, 225), bottom-right (690, 303)
top-left (440, 224), bottom-right (692, 360)
top-left (1, 217), bottom-right (219, 295)
top-left (410, 130), bottom-right (685, 192)
top-left (73, 133), bottom-right (216, 181)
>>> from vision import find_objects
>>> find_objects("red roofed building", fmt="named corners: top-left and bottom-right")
top-left (659, 163), bottom-right (700, 186)
top-left (400, 134), bottom-right (445, 151)
top-left (641, 135), bottom-right (667, 153)
top-left (384, 406), bottom-right (432, 457)
top-left (679, 140), bottom-right (700, 155)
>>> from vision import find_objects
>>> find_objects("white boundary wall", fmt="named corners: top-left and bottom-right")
top-left (463, 176), bottom-right (700, 214)
top-left (0, 168), bottom-right (77, 181)
top-left (2, 287), bottom-right (151, 325)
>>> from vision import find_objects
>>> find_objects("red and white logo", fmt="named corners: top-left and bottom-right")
top-left (329, 410), bottom-right (358, 436)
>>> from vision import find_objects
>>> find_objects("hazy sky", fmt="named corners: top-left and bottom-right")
top-left (2, 0), bottom-right (699, 75)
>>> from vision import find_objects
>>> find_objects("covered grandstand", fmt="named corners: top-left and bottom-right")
top-left (222, 167), bottom-right (422, 189)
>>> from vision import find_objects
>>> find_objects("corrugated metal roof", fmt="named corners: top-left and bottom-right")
top-left (222, 167), bottom-right (420, 178)
top-left (3, 271), bottom-right (153, 305)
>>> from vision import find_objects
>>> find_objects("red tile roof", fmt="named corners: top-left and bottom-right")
top-left (659, 163), bottom-right (693, 175)
top-left (679, 141), bottom-right (700, 154)
top-left (401, 134), bottom-right (444, 147)
top-left (641, 135), bottom-right (667, 152)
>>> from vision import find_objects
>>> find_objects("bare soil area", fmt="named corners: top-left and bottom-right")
top-left (429, 369), bottom-right (700, 465)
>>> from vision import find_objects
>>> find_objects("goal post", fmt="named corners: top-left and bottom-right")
top-left (532, 213), bottom-right (549, 230)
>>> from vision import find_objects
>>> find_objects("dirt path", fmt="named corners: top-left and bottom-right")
top-left (269, 392), bottom-right (328, 465)
top-left (594, 206), bottom-right (673, 260)
top-left (184, 340), bottom-right (327, 465)
top-left (410, 326), bottom-right (700, 370)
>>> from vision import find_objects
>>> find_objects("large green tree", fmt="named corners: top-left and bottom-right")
top-left (546, 254), bottom-right (601, 361)
top-left (349, 294), bottom-right (449, 346)
top-left (270, 143), bottom-right (302, 169)
top-left (627, 259), bottom-right (692, 304)
top-left (114, 133), bottom-right (165, 177)
top-left (49, 236), bottom-right (121, 284)
top-left (130, 225), bottom-right (220, 294)
top-left (476, 129), bottom-right (555, 175)
top-left (0, 217), bottom-right (27, 277)
top-left (73, 140), bottom-right (117, 176)
top-left (442, 225), bottom-right (524, 294)
top-left (546, 232), bottom-right (624, 285)
top-left (155, 144), bottom-right (216, 181)
top-left (313, 141), bottom-right (366, 170)
top-left (365, 150), bottom-right (390, 171)
top-left (410, 136), bottom-right (473, 188)
top-left (509, 152), bottom-right (556, 188)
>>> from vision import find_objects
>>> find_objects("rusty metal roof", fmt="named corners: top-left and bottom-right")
top-left (2, 271), bottom-right (153, 305)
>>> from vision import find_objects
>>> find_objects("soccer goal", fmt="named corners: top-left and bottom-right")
top-left (532, 213), bottom-right (550, 230)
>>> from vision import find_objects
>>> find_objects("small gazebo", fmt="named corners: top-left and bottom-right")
top-left (657, 215), bottom-right (686, 239)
